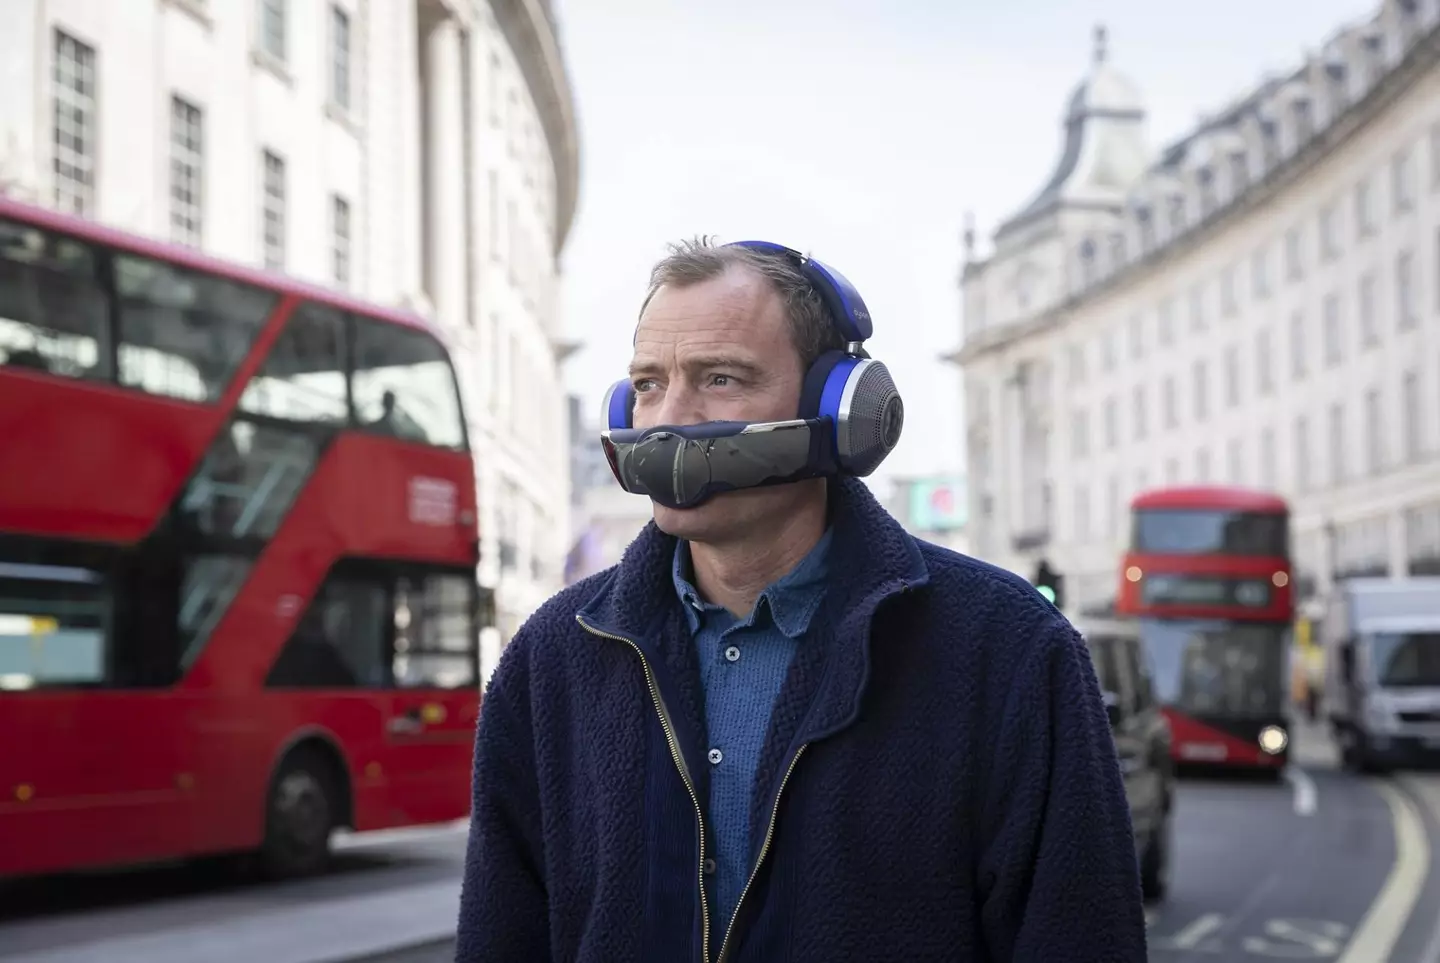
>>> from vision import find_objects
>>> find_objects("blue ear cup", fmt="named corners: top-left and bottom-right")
top-left (807, 352), bottom-right (903, 478)
top-left (602, 379), bottom-right (634, 431)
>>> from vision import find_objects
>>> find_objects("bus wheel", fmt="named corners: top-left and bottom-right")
top-left (261, 748), bottom-right (337, 879)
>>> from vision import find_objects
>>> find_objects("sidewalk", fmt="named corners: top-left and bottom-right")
top-left (1289, 714), bottom-right (1340, 770)
top-left (0, 880), bottom-right (461, 963)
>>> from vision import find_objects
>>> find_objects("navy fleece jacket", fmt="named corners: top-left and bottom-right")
top-left (456, 477), bottom-right (1148, 963)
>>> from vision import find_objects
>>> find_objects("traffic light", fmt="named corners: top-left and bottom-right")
top-left (1032, 559), bottom-right (1066, 610)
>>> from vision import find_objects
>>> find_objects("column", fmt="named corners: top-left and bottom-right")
top-left (423, 16), bottom-right (468, 331)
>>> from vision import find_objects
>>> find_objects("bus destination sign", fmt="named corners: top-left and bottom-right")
top-left (1141, 574), bottom-right (1273, 609)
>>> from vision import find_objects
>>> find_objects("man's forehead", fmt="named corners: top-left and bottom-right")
top-left (639, 268), bottom-right (782, 332)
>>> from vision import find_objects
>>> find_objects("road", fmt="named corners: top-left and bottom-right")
top-left (2, 725), bottom-right (1438, 962)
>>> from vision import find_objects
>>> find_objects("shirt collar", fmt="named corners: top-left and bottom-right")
top-left (672, 528), bottom-right (833, 639)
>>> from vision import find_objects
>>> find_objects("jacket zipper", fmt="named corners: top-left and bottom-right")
top-left (714, 743), bottom-right (808, 963)
top-left (576, 615), bottom-right (713, 962)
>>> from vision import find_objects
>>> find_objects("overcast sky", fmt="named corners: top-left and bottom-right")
top-left (552, 0), bottom-right (1377, 495)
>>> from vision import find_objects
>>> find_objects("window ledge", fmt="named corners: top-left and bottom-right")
top-left (251, 48), bottom-right (294, 87)
top-left (163, 0), bottom-right (213, 30)
top-left (326, 101), bottom-right (362, 138)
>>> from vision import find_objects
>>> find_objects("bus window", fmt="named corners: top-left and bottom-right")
top-left (1132, 508), bottom-right (1288, 557)
top-left (239, 302), bottom-right (348, 424)
top-left (0, 561), bottom-right (109, 689)
top-left (0, 220), bottom-right (110, 380)
top-left (351, 319), bottom-right (465, 450)
top-left (113, 253), bottom-right (276, 402)
top-left (178, 419), bottom-right (321, 541)
top-left (393, 573), bottom-right (476, 689)
top-left (266, 576), bottom-right (390, 688)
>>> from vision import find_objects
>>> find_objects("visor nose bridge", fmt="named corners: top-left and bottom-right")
top-left (652, 377), bottom-right (704, 428)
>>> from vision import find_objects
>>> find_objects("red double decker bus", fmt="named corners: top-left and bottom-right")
top-left (0, 195), bottom-right (484, 880)
top-left (1116, 486), bottom-right (1294, 772)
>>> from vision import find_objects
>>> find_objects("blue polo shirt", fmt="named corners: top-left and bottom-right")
top-left (671, 529), bottom-right (832, 933)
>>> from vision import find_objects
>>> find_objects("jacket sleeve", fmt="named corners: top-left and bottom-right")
top-left (455, 644), bottom-right (551, 962)
top-left (976, 615), bottom-right (1148, 963)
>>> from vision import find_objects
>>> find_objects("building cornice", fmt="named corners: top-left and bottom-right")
top-left (491, 0), bottom-right (581, 256)
top-left (943, 21), bottom-right (1440, 370)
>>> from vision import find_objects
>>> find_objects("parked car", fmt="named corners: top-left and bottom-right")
top-left (1073, 616), bottom-right (1177, 902)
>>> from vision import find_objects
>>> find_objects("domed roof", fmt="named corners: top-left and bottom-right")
top-left (995, 25), bottom-right (1150, 239)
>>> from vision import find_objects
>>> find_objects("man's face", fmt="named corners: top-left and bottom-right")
top-left (627, 266), bottom-right (813, 543)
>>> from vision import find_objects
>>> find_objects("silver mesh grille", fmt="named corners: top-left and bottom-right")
top-left (840, 360), bottom-right (903, 477)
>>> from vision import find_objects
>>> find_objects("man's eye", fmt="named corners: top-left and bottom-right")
top-left (710, 374), bottom-right (734, 387)
top-left (633, 379), bottom-right (657, 393)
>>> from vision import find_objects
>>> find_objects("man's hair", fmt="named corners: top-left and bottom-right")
top-left (639, 236), bottom-right (848, 369)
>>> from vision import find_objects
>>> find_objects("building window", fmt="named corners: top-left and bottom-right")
top-left (260, 0), bottom-right (286, 62)
top-left (1132, 385), bottom-right (1146, 440)
top-left (1392, 148), bottom-right (1415, 214)
top-left (51, 30), bottom-right (97, 216)
top-left (1192, 359), bottom-right (1209, 421)
top-left (1227, 437), bottom-right (1243, 483)
top-left (1284, 226), bottom-right (1304, 280)
top-left (1294, 415), bottom-right (1311, 492)
top-left (1128, 313), bottom-right (1144, 360)
top-left (1403, 370), bottom-right (1422, 462)
top-left (1071, 410), bottom-right (1089, 458)
top-left (1431, 122), bottom-right (1440, 191)
top-left (1157, 297), bottom-right (1175, 346)
top-left (1195, 448), bottom-right (1211, 483)
top-left (1354, 176), bottom-right (1375, 238)
top-left (1328, 403), bottom-right (1345, 486)
top-left (1397, 250), bottom-right (1416, 328)
top-left (1067, 342), bottom-right (1086, 385)
top-left (1256, 327), bottom-right (1274, 395)
top-left (331, 194), bottom-right (351, 286)
top-left (488, 53), bottom-right (502, 126)
top-left (1319, 202), bottom-right (1341, 261)
top-left (169, 96), bottom-right (204, 248)
top-left (1101, 328), bottom-right (1117, 372)
top-left (1290, 311), bottom-right (1306, 380)
top-left (1103, 396), bottom-right (1118, 449)
top-left (1106, 476), bottom-right (1121, 537)
top-left (1162, 375), bottom-right (1178, 429)
top-left (1189, 283), bottom-right (1206, 331)
top-left (329, 4), bottom-right (351, 112)
top-left (1164, 458), bottom-right (1179, 484)
top-left (1355, 272), bottom-right (1377, 346)
top-left (1259, 426), bottom-right (1276, 488)
top-left (1323, 294), bottom-right (1342, 367)
top-left (261, 150), bottom-right (286, 270)
top-left (1365, 388), bottom-right (1383, 475)
top-left (1224, 344), bottom-right (1240, 407)
top-left (1074, 486), bottom-right (1090, 541)
top-left (1220, 264), bottom-right (1239, 317)
top-left (1251, 246), bottom-right (1270, 299)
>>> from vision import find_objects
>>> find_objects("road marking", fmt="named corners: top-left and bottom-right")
top-left (332, 819), bottom-right (469, 851)
top-left (1283, 766), bottom-right (1318, 816)
top-left (1151, 912), bottom-right (1225, 951)
top-left (1334, 780), bottom-right (1430, 963)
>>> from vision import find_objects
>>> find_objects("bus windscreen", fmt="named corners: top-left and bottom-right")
top-left (1133, 508), bottom-right (1288, 557)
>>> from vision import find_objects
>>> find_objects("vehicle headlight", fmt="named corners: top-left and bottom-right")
top-left (1258, 726), bottom-right (1288, 754)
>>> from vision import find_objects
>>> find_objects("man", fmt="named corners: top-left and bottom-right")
top-left (457, 238), bottom-right (1147, 962)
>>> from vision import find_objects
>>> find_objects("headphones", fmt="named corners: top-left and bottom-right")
top-left (599, 240), bottom-right (904, 509)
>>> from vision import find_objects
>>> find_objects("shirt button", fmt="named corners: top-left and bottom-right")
top-left (724, 645), bottom-right (741, 663)
top-left (704, 858), bottom-right (717, 874)
top-left (708, 748), bottom-right (723, 765)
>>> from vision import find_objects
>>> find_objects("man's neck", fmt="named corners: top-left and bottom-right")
top-left (688, 495), bottom-right (828, 619)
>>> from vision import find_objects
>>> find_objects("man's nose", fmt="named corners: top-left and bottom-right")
top-left (651, 379), bottom-right (706, 427)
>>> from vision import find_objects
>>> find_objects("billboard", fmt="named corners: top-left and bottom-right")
top-left (905, 477), bottom-right (967, 532)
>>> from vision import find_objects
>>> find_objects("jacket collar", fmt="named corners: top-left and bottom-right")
top-left (576, 476), bottom-right (930, 740)
top-left (670, 527), bottom-right (833, 638)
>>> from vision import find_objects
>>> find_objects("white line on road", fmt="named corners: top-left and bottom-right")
top-left (1150, 912), bottom-right (1225, 951)
top-left (1283, 766), bottom-right (1318, 816)
top-left (1335, 780), bottom-right (1430, 963)
top-left (331, 819), bottom-right (469, 852)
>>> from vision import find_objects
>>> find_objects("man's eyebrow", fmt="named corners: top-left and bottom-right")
top-left (627, 356), bottom-right (766, 378)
